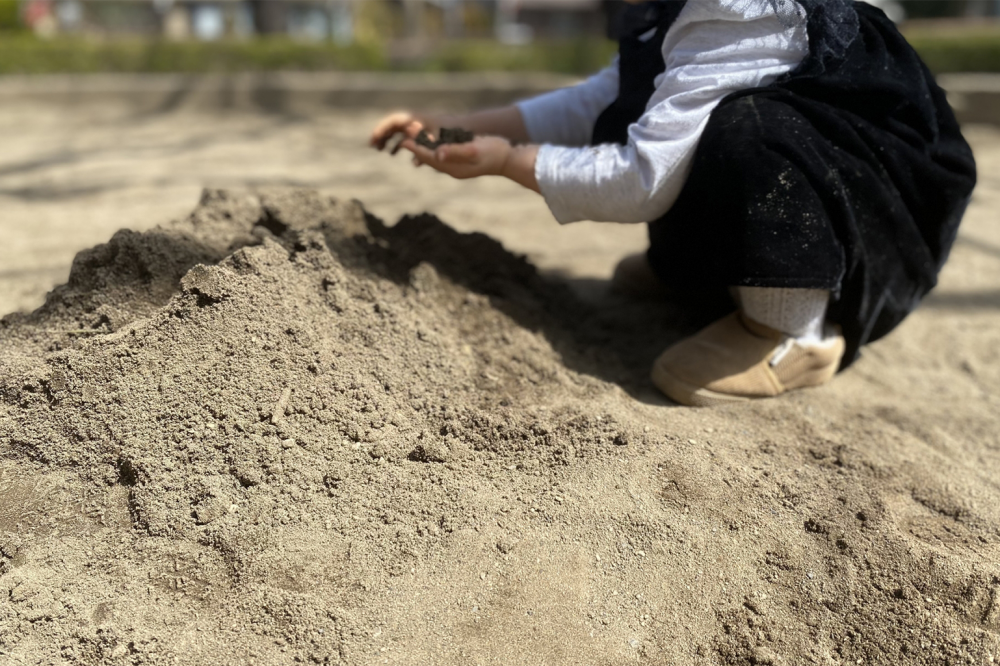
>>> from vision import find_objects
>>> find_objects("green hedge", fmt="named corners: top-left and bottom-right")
top-left (903, 30), bottom-right (1000, 74)
top-left (0, 0), bottom-right (20, 30)
top-left (0, 35), bottom-right (388, 74)
top-left (0, 35), bottom-right (619, 76)
top-left (419, 39), bottom-right (617, 75)
top-left (0, 30), bottom-right (996, 76)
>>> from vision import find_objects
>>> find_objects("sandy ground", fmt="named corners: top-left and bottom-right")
top-left (1, 103), bottom-right (1000, 666)
top-left (2, 103), bottom-right (996, 315)
top-left (0, 103), bottom-right (649, 316)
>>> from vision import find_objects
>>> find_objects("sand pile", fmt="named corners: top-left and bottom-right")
top-left (1, 189), bottom-right (998, 665)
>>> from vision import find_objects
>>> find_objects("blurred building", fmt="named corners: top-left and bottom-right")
top-left (866, 0), bottom-right (906, 23)
top-left (15, 1), bottom-right (361, 40)
top-left (491, 1), bottom-right (931, 44)
top-left (10, 0), bottom-right (623, 41)
top-left (900, 0), bottom-right (1000, 19)
top-left (495, 0), bottom-right (611, 43)
top-left (12, 0), bottom-right (999, 42)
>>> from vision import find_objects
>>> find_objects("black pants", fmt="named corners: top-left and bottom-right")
top-left (647, 85), bottom-right (974, 368)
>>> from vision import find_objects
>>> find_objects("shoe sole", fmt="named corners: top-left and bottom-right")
top-left (650, 362), bottom-right (753, 407)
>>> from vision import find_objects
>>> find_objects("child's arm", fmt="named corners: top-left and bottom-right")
top-left (387, 2), bottom-right (809, 225)
top-left (370, 106), bottom-right (530, 150)
top-left (515, 59), bottom-right (619, 147)
top-left (533, 2), bottom-right (809, 224)
top-left (400, 136), bottom-right (540, 193)
top-left (370, 59), bottom-right (620, 194)
top-left (371, 60), bottom-right (619, 151)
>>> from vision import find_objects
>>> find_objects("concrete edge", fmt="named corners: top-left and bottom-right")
top-left (0, 71), bottom-right (582, 112)
top-left (0, 72), bottom-right (997, 124)
top-left (939, 73), bottom-right (1000, 126)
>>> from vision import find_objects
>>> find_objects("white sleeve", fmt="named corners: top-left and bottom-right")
top-left (535, 0), bottom-right (810, 224)
top-left (516, 58), bottom-right (620, 147)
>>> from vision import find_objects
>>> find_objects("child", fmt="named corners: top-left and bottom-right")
top-left (371, 0), bottom-right (976, 406)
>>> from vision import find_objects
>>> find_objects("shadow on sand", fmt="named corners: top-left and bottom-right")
top-left (365, 213), bottom-right (735, 405)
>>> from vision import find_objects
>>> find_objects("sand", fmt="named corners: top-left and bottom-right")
top-left (2, 181), bottom-right (999, 666)
top-left (0, 106), bottom-right (649, 317)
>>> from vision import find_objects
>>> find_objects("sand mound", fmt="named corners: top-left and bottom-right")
top-left (1, 189), bottom-right (998, 665)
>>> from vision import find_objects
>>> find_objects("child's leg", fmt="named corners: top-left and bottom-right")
top-left (735, 286), bottom-right (828, 342)
top-left (651, 294), bottom-right (844, 406)
top-left (610, 252), bottom-right (672, 298)
top-left (636, 64), bottom-right (973, 404)
top-left (643, 85), bottom-right (971, 376)
top-left (641, 96), bottom-right (852, 404)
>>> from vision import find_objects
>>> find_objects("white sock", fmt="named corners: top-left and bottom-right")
top-left (736, 286), bottom-right (830, 343)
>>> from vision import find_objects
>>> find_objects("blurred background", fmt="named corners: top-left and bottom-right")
top-left (1, 0), bottom-right (999, 78)
top-left (1, 0), bottom-right (999, 316)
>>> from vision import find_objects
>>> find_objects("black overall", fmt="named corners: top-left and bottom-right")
top-left (592, 1), bottom-right (977, 367)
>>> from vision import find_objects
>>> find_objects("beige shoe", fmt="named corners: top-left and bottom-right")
top-left (611, 253), bottom-right (672, 298)
top-left (651, 312), bottom-right (845, 406)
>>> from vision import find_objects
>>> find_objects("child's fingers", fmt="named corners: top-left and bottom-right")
top-left (372, 129), bottom-right (400, 151)
top-left (436, 143), bottom-right (477, 163)
top-left (370, 112), bottom-right (420, 149)
top-left (388, 134), bottom-right (405, 156)
top-left (370, 112), bottom-right (409, 143)
top-left (400, 139), bottom-right (437, 166)
top-left (398, 137), bottom-right (418, 154)
top-left (405, 120), bottom-right (428, 139)
top-left (384, 122), bottom-right (429, 155)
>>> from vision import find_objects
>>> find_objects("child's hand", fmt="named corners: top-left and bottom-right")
top-left (401, 135), bottom-right (513, 180)
top-left (370, 111), bottom-right (454, 152)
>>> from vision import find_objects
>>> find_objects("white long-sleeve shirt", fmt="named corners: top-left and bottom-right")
top-left (516, 0), bottom-right (810, 224)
